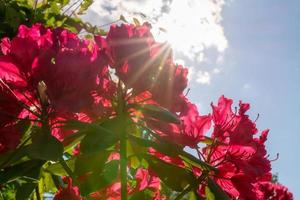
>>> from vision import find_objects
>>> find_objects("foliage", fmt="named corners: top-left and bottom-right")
top-left (0, 0), bottom-right (103, 38)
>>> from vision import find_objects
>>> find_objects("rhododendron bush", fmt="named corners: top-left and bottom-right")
top-left (0, 22), bottom-right (293, 199)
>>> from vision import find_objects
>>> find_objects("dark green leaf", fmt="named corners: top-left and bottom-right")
top-left (206, 178), bottom-right (230, 200)
top-left (15, 183), bottom-right (37, 200)
top-left (15, 119), bottom-right (32, 138)
top-left (27, 131), bottom-right (63, 161)
top-left (45, 158), bottom-right (75, 176)
top-left (130, 104), bottom-right (181, 124)
top-left (129, 135), bottom-right (181, 157)
top-left (63, 131), bottom-right (86, 152)
top-left (80, 129), bottom-right (118, 155)
top-left (65, 118), bottom-right (122, 155)
top-left (0, 146), bottom-right (28, 168)
top-left (144, 154), bottom-right (197, 192)
top-left (63, 120), bottom-right (93, 130)
top-left (74, 151), bottom-right (110, 176)
top-left (179, 152), bottom-right (216, 172)
top-left (79, 160), bottom-right (119, 196)
top-left (129, 189), bottom-right (153, 200)
top-left (129, 135), bottom-right (216, 171)
top-left (0, 160), bottom-right (44, 184)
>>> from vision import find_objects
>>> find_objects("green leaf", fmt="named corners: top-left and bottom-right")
top-left (80, 128), bottom-right (118, 155)
top-left (0, 146), bottom-right (28, 168)
top-left (205, 186), bottom-right (215, 200)
top-left (206, 178), bottom-right (230, 200)
top-left (49, 2), bottom-right (60, 14)
top-left (40, 172), bottom-right (57, 193)
top-left (130, 104), bottom-right (181, 124)
top-left (27, 131), bottom-right (63, 161)
top-left (79, 160), bottom-right (119, 196)
top-left (120, 14), bottom-right (127, 22)
top-left (64, 118), bottom-right (122, 155)
top-left (63, 131), bottom-right (86, 152)
top-left (15, 119), bottom-right (32, 138)
top-left (45, 158), bottom-right (75, 176)
top-left (0, 121), bottom-right (33, 167)
top-left (133, 17), bottom-right (141, 26)
top-left (144, 154), bottom-right (197, 192)
top-left (5, 7), bottom-right (23, 31)
top-left (74, 151), bottom-right (110, 176)
top-left (188, 191), bottom-right (203, 200)
top-left (59, 0), bottom-right (70, 7)
top-left (179, 152), bottom-right (216, 172)
top-left (129, 135), bottom-right (181, 157)
top-left (78, 0), bottom-right (93, 15)
top-left (63, 120), bottom-right (93, 130)
top-left (129, 135), bottom-right (216, 171)
top-left (200, 136), bottom-right (214, 145)
top-left (15, 183), bottom-right (37, 200)
top-left (0, 160), bottom-right (45, 184)
top-left (129, 189), bottom-right (153, 200)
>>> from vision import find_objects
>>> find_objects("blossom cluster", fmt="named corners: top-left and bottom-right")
top-left (0, 23), bottom-right (293, 199)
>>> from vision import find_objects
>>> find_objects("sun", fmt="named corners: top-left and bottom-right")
top-left (151, 0), bottom-right (227, 61)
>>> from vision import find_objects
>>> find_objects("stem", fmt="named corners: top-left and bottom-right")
top-left (174, 184), bottom-right (193, 200)
top-left (196, 147), bottom-right (206, 162)
top-left (99, 19), bottom-right (121, 28)
top-left (120, 128), bottom-right (127, 200)
top-left (35, 186), bottom-right (41, 200)
top-left (174, 173), bottom-right (207, 200)
top-left (116, 82), bottom-right (128, 200)
top-left (62, 0), bottom-right (82, 15)
top-left (59, 158), bottom-right (79, 186)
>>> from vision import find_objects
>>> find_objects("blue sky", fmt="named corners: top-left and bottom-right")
top-left (188, 0), bottom-right (300, 198)
top-left (84, 0), bottom-right (300, 198)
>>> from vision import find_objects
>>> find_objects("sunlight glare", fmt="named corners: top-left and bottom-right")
top-left (152, 0), bottom-right (227, 61)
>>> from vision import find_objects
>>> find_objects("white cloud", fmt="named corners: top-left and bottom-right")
top-left (196, 71), bottom-right (211, 85)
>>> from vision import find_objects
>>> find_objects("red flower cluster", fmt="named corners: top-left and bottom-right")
top-left (256, 181), bottom-right (293, 200)
top-left (201, 96), bottom-right (272, 199)
top-left (0, 24), bottom-right (110, 141)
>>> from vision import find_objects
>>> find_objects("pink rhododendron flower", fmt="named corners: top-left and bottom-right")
top-left (256, 181), bottom-right (294, 200)
top-left (134, 168), bottom-right (160, 191)
top-left (53, 178), bottom-right (82, 200)
top-left (199, 96), bottom-right (272, 198)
